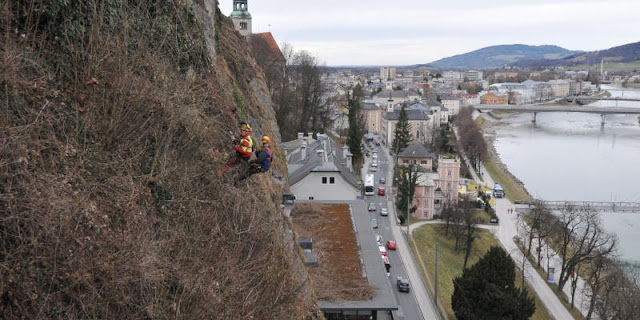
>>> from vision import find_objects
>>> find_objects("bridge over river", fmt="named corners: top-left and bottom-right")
top-left (516, 200), bottom-right (640, 213)
top-left (473, 104), bottom-right (640, 124)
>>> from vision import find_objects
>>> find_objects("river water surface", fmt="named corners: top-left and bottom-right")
top-left (492, 84), bottom-right (640, 263)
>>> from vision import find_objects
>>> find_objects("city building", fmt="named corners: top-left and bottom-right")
top-left (439, 94), bottom-right (461, 115)
top-left (436, 156), bottom-right (461, 204)
top-left (381, 107), bottom-right (432, 147)
top-left (284, 134), bottom-right (359, 201)
top-left (456, 93), bottom-right (481, 107)
top-left (362, 102), bottom-right (384, 135)
top-left (397, 143), bottom-right (434, 171)
top-left (522, 80), bottom-right (553, 102)
top-left (548, 80), bottom-right (571, 98)
top-left (406, 154), bottom-right (461, 219)
top-left (464, 70), bottom-right (484, 81)
top-left (443, 71), bottom-right (464, 83)
top-left (372, 89), bottom-right (420, 105)
top-left (480, 92), bottom-right (508, 105)
top-left (380, 66), bottom-right (397, 80)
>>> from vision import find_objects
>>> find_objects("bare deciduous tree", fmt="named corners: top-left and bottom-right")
top-left (554, 204), bottom-right (617, 292)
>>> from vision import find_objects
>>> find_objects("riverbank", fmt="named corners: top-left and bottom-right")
top-left (476, 113), bottom-right (533, 202)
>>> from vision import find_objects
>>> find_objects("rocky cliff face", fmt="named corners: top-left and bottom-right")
top-left (0, 1), bottom-right (318, 318)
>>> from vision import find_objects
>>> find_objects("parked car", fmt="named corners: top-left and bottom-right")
top-left (380, 208), bottom-right (388, 216)
top-left (490, 216), bottom-right (499, 224)
top-left (378, 186), bottom-right (386, 196)
top-left (379, 177), bottom-right (386, 184)
top-left (387, 240), bottom-right (397, 250)
top-left (397, 277), bottom-right (410, 292)
top-left (368, 203), bottom-right (376, 211)
top-left (369, 166), bottom-right (377, 172)
top-left (370, 218), bottom-right (378, 229)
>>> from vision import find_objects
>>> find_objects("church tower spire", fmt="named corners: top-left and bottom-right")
top-left (231, 0), bottom-right (252, 36)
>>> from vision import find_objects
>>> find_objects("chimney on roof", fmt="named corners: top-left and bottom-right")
top-left (300, 141), bottom-right (306, 161)
top-left (307, 132), bottom-right (314, 140)
top-left (342, 145), bottom-right (349, 160)
top-left (297, 132), bottom-right (304, 141)
top-left (316, 150), bottom-right (324, 163)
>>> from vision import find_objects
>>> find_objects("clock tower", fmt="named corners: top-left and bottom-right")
top-left (231, 0), bottom-right (252, 36)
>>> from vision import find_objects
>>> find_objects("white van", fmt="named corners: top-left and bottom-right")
top-left (378, 245), bottom-right (387, 256)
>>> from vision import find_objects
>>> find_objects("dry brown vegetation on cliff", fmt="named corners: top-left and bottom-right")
top-left (1, 1), bottom-right (318, 318)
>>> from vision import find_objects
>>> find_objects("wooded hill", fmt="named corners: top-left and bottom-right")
top-left (1, 1), bottom-right (319, 318)
top-left (424, 44), bottom-right (581, 69)
top-left (512, 41), bottom-right (640, 69)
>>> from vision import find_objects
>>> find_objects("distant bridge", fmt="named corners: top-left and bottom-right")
top-left (473, 104), bottom-right (640, 124)
top-left (567, 96), bottom-right (640, 103)
top-left (516, 201), bottom-right (640, 213)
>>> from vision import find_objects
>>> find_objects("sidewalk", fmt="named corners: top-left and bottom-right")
top-left (381, 143), bottom-right (441, 320)
top-left (454, 121), bottom-right (583, 319)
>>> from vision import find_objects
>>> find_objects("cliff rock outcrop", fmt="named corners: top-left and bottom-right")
top-left (1, 1), bottom-right (318, 318)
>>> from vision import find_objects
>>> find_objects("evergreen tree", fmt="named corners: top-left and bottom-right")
top-left (346, 85), bottom-right (364, 162)
top-left (391, 106), bottom-right (412, 154)
top-left (396, 164), bottom-right (419, 224)
top-left (452, 246), bottom-right (536, 320)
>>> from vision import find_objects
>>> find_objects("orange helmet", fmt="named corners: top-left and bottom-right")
top-left (261, 136), bottom-right (271, 144)
top-left (240, 123), bottom-right (252, 132)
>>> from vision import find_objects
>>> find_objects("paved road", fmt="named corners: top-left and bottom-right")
top-left (364, 140), bottom-right (440, 320)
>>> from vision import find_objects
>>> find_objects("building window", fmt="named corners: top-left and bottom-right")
top-left (330, 177), bottom-right (335, 184)
top-left (421, 160), bottom-right (427, 164)
top-left (448, 169), bottom-right (452, 177)
top-left (416, 130), bottom-right (420, 138)
top-left (403, 160), bottom-right (409, 164)
top-left (322, 177), bottom-right (327, 184)
top-left (309, 196), bottom-right (314, 200)
top-left (240, 22), bottom-right (247, 30)
top-left (447, 182), bottom-right (452, 189)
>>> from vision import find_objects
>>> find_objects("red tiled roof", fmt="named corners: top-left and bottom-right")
top-left (249, 32), bottom-right (285, 62)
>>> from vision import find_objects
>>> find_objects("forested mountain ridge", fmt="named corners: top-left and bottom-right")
top-left (0, 1), bottom-right (319, 318)
top-left (425, 44), bottom-right (581, 69)
top-left (512, 41), bottom-right (640, 68)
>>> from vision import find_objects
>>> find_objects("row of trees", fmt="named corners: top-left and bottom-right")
top-left (454, 107), bottom-right (487, 173)
top-left (250, 41), bottom-right (332, 141)
top-left (519, 201), bottom-right (639, 319)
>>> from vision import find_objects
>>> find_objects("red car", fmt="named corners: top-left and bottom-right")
top-left (378, 186), bottom-right (386, 196)
top-left (387, 240), bottom-right (397, 250)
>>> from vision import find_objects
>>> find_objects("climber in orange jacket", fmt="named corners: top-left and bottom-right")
top-left (239, 136), bottom-right (272, 181)
top-left (217, 122), bottom-right (254, 175)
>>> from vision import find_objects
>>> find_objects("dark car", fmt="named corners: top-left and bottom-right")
top-left (397, 277), bottom-right (410, 292)
top-left (379, 177), bottom-right (386, 184)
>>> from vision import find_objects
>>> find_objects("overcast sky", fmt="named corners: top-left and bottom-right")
top-left (218, 0), bottom-right (640, 66)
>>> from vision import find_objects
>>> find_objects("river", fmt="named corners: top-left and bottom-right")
top-left (491, 84), bottom-right (640, 264)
